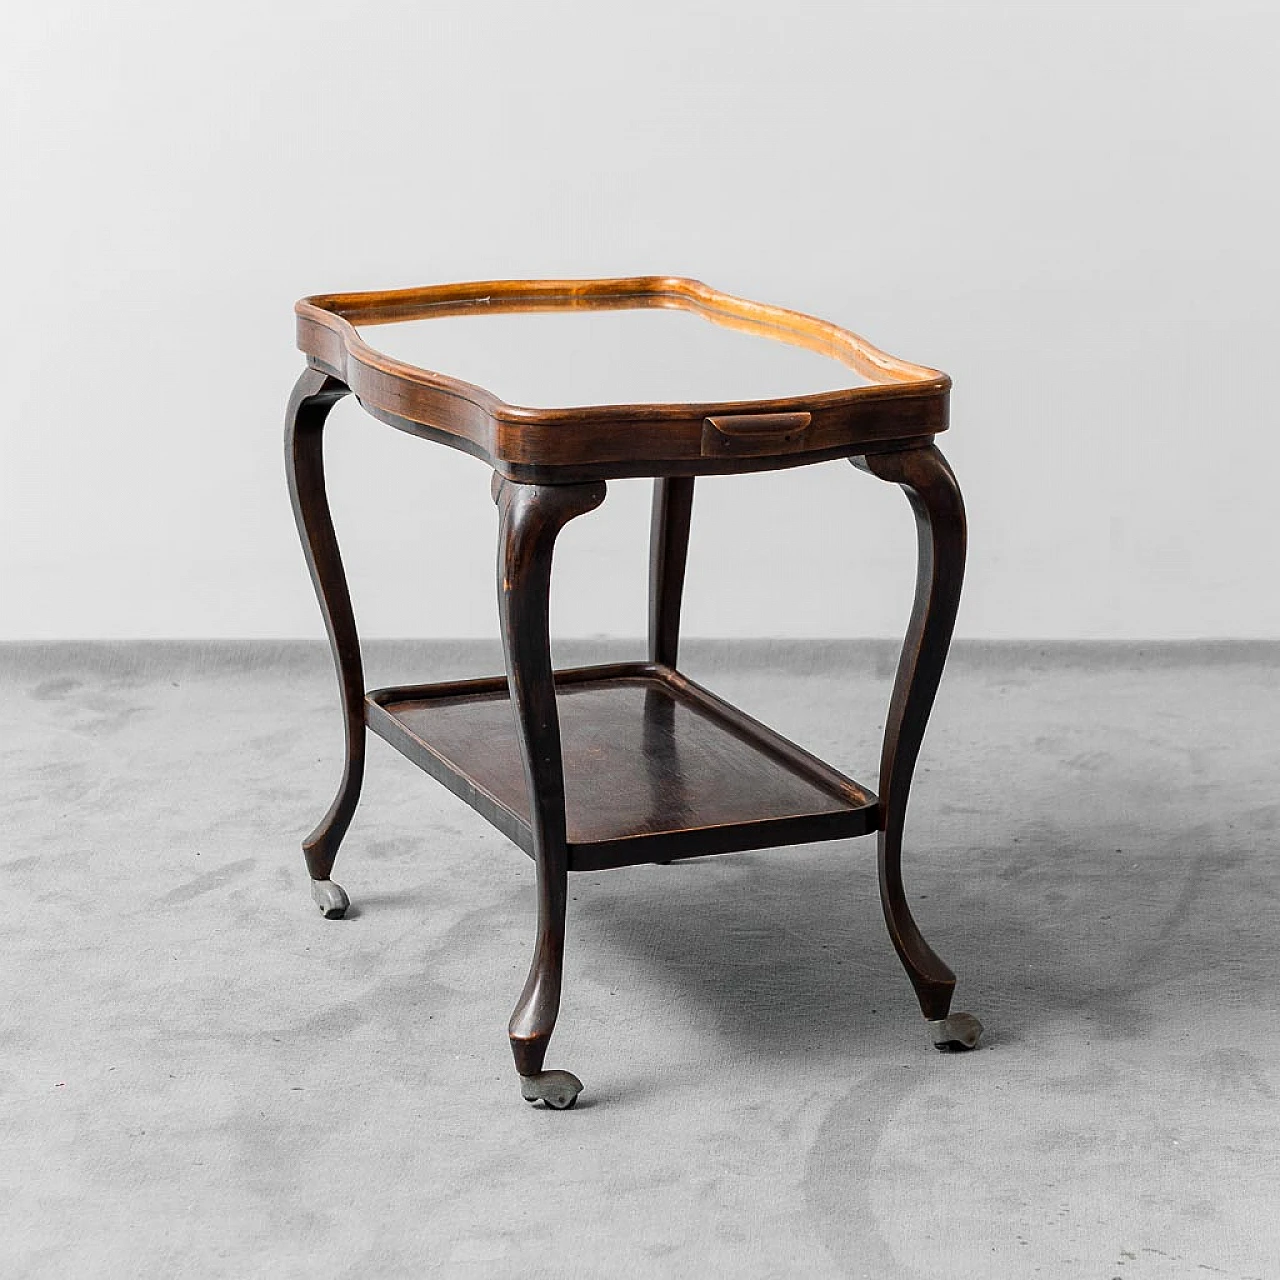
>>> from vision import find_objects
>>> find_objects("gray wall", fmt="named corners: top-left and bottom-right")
top-left (3, 0), bottom-right (1276, 639)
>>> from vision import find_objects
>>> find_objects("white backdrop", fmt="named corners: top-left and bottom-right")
top-left (3, 0), bottom-right (1276, 640)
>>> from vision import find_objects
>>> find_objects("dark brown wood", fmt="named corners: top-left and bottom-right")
top-left (285, 368), bottom-right (362, 882)
top-left (852, 445), bottom-right (966, 1022)
top-left (287, 278), bottom-right (976, 1097)
top-left (365, 663), bottom-right (877, 872)
top-left (702, 411), bottom-right (811, 458)
top-left (493, 478), bottom-right (607, 1078)
top-left (648, 476), bottom-right (695, 667)
top-left (295, 277), bottom-right (950, 482)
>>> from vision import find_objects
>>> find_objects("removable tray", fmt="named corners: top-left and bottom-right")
top-left (295, 276), bottom-right (950, 481)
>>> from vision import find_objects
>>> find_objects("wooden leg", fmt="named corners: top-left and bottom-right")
top-left (494, 475), bottom-right (606, 1106)
top-left (648, 476), bottom-right (695, 668)
top-left (285, 367), bottom-right (362, 918)
top-left (853, 446), bottom-right (982, 1051)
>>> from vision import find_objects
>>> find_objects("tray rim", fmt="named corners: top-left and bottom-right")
top-left (295, 277), bottom-right (950, 479)
top-left (363, 660), bottom-right (879, 872)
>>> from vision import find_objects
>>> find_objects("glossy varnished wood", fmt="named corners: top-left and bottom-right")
top-left (492, 477), bottom-right (606, 1077)
top-left (287, 278), bottom-right (976, 1097)
top-left (853, 445), bottom-right (966, 1021)
top-left (285, 368), bottom-right (362, 882)
top-left (366, 663), bottom-right (877, 872)
top-left (295, 277), bottom-right (950, 482)
top-left (648, 477), bottom-right (695, 667)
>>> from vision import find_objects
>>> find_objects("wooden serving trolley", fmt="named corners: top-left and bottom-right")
top-left (286, 277), bottom-right (980, 1109)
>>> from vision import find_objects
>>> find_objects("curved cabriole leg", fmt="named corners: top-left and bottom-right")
top-left (494, 475), bottom-right (606, 1108)
top-left (286, 367), bottom-right (362, 919)
top-left (853, 446), bottom-right (982, 1052)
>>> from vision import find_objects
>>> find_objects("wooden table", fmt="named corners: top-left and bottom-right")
top-left (286, 277), bottom-right (981, 1109)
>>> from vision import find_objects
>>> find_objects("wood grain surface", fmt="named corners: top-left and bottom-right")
top-left (295, 276), bottom-right (949, 481)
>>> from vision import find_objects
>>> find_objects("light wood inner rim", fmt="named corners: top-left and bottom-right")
top-left (297, 276), bottom-right (945, 401)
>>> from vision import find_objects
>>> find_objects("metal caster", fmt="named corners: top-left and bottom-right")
top-left (310, 879), bottom-right (349, 919)
top-left (519, 1070), bottom-right (583, 1110)
top-left (927, 1011), bottom-right (983, 1051)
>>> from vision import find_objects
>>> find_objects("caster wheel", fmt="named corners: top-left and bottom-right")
top-left (310, 879), bottom-right (349, 919)
top-left (927, 1011), bottom-right (983, 1051)
top-left (519, 1070), bottom-right (583, 1110)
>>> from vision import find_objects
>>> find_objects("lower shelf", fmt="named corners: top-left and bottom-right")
top-left (365, 662), bottom-right (878, 871)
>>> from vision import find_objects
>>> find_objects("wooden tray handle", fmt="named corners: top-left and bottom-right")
top-left (701, 412), bottom-right (812, 458)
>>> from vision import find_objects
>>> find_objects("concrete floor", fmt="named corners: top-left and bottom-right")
top-left (2, 639), bottom-right (1278, 1279)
